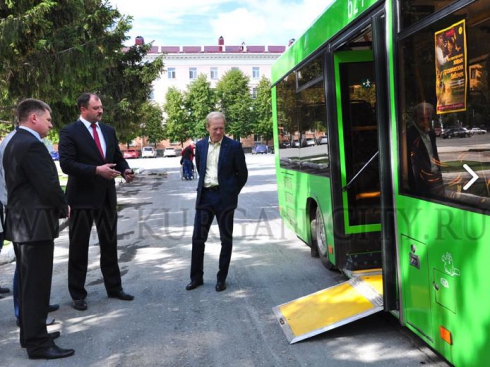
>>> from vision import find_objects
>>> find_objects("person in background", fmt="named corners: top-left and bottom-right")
top-left (181, 142), bottom-right (195, 180)
top-left (186, 111), bottom-right (248, 292)
top-left (3, 98), bottom-right (74, 359)
top-left (59, 93), bottom-right (135, 312)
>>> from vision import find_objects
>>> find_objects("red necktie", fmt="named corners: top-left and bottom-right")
top-left (91, 123), bottom-right (105, 159)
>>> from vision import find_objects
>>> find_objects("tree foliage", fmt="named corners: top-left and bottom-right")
top-left (141, 102), bottom-right (165, 146)
top-left (186, 74), bottom-right (216, 139)
top-left (0, 0), bottom-right (164, 140)
top-left (163, 87), bottom-right (191, 146)
top-left (251, 76), bottom-right (273, 143)
top-left (215, 69), bottom-right (253, 139)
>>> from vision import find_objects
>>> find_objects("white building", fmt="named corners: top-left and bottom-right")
top-left (136, 37), bottom-right (287, 149)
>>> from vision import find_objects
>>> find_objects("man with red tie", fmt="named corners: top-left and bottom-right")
top-left (59, 93), bottom-right (135, 311)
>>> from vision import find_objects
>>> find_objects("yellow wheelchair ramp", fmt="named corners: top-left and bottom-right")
top-left (273, 272), bottom-right (383, 344)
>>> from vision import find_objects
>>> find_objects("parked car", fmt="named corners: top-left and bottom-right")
top-left (292, 139), bottom-right (300, 147)
top-left (50, 151), bottom-right (59, 161)
top-left (163, 147), bottom-right (177, 157)
top-left (470, 127), bottom-right (487, 135)
top-left (305, 138), bottom-right (316, 147)
top-left (123, 149), bottom-right (140, 159)
top-left (279, 141), bottom-right (291, 149)
top-left (141, 146), bottom-right (157, 158)
top-left (441, 127), bottom-right (471, 139)
top-left (316, 135), bottom-right (328, 145)
top-left (252, 143), bottom-right (268, 154)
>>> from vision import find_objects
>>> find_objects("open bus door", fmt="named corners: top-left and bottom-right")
top-left (274, 17), bottom-right (397, 342)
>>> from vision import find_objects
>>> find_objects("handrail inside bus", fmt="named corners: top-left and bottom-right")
top-left (342, 151), bottom-right (379, 192)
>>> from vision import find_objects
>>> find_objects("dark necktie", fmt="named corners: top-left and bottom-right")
top-left (91, 123), bottom-right (104, 159)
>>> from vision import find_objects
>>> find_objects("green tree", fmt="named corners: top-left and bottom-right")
top-left (251, 76), bottom-right (273, 144)
top-left (141, 102), bottom-right (165, 147)
top-left (186, 74), bottom-right (216, 139)
top-left (215, 69), bottom-right (253, 139)
top-left (98, 43), bottom-right (164, 142)
top-left (0, 0), bottom-right (164, 140)
top-left (0, 1), bottom-right (124, 122)
top-left (163, 87), bottom-right (192, 145)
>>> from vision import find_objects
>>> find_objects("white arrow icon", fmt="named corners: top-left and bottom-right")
top-left (463, 164), bottom-right (479, 190)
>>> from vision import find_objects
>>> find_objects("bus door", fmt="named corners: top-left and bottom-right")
top-left (332, 50), bottom-right (382, 269)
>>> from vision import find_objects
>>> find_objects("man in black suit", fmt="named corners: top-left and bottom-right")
top-left (3, 99), bottom-right (74, 359)
top-left (186, 111), bottom-right (248, 292)
top-left (59, 93), bottom-right (135, 311)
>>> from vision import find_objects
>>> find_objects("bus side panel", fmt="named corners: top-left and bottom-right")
top-left (396, 196), bottom-right (490, 367)
top-left (276, 167), bottom-right (335, 256)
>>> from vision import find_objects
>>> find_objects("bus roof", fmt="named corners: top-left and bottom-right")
top-left (271, 0), bottom-right (380, 84)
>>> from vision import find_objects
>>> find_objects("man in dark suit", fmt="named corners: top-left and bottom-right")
top-left (3, 99), bottom-right (74, 359)
top-left (186, 111), bottom-right (248, 292)
top-left (59, 93), bottom-right (135, 311)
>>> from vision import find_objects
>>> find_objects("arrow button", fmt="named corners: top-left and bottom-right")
top-left (463, 164), bottom-right (479, 191)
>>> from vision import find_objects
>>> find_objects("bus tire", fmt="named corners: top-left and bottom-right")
top-left (310, 217), bottom-right (319, 258)
top-left (315, 208), bottom-right (335, 270)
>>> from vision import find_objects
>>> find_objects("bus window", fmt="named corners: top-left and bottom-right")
top-left (297, 80), bottom-right (328, 176)
top-left (276, 71), bottom-right (300, 169)
top-left (276, 54), bottom-right (328, 175)
top-left (399, 0), bottom-right (459, 30)
top-left (398, 0), bottom-right (490, 211)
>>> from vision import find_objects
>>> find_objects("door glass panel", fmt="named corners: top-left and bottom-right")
top-left (339, 61), bottom-right (380, 225)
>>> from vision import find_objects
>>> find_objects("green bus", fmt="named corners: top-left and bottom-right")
top-left (271, 1), bottom-right (490, 366)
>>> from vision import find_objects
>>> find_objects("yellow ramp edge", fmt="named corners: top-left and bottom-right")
top-left (273, 273), bottom-right (383, 344)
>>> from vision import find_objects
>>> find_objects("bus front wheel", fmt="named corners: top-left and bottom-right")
top-left (315, 208), bottom-right (334, 270)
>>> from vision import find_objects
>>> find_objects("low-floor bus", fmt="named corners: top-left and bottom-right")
top-left (271, 1), bottom-right (490, 366)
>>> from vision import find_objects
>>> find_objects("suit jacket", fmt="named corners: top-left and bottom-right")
top-left (3, 129), bottom-right (68, 242)
top-left (59, 120), bottom-right (129, 209)
top-left (195, 135), bottom-right (248, 209)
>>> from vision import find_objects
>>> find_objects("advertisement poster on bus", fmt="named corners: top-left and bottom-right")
top-left (435, 20), bottom-right (467, 114)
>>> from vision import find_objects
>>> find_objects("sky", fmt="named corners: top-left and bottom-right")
top-left (109, 0), bottom-right (334, 47)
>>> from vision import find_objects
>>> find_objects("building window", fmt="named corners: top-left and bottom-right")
top-left (253, 67), bottom-right (260, 79)
top-left (189, 68), bottom-right (197, 79)
top-left (210, 67), bottom-right (218, 80)
top-left (252, 87), bottom-right (258, 99)
top-left (168, 68), bottom-right (176, 79)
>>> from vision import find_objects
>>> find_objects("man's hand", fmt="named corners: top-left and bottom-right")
top-left (96, 163), bottom-right (121, 180)
top-left (123, 168), bottom-right (135, 183)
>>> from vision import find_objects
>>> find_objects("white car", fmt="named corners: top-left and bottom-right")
top-left (163, 147), bottom-right (177, 157)
top-left (470, 127), bottom-right (487, 135)
top-left (141, 146), bottom-right (157, 158)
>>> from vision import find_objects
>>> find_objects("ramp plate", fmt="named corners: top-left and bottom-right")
top-left (273, 273), bottom-right (383, 344)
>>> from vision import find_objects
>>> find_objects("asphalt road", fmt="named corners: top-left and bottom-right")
top-left (0, 154), bottom-right (448, 366)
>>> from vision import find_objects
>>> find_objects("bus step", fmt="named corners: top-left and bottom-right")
top-left (345, 251), bottom-right (382, 271)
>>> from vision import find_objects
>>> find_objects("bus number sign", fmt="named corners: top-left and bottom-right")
top-left (348, 0), bottom-right (366, 19)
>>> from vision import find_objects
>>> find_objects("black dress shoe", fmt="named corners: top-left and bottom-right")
top-left (21, 332), bottom-right (61, 348)
top-left (186, 279), bottom-right (203, 290)
top-left (72, 299), bottom-right (87, 311)
top-left (215, 281), bottom-right (226, 292)
top-left (0, 286), bottom-right (10, 293)
top-left (28, 345), bottom-right (75, 360)
top-left (108, 290), bottom-right (134, 301)
top-left (48, 304), bottom-right (59, 313)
